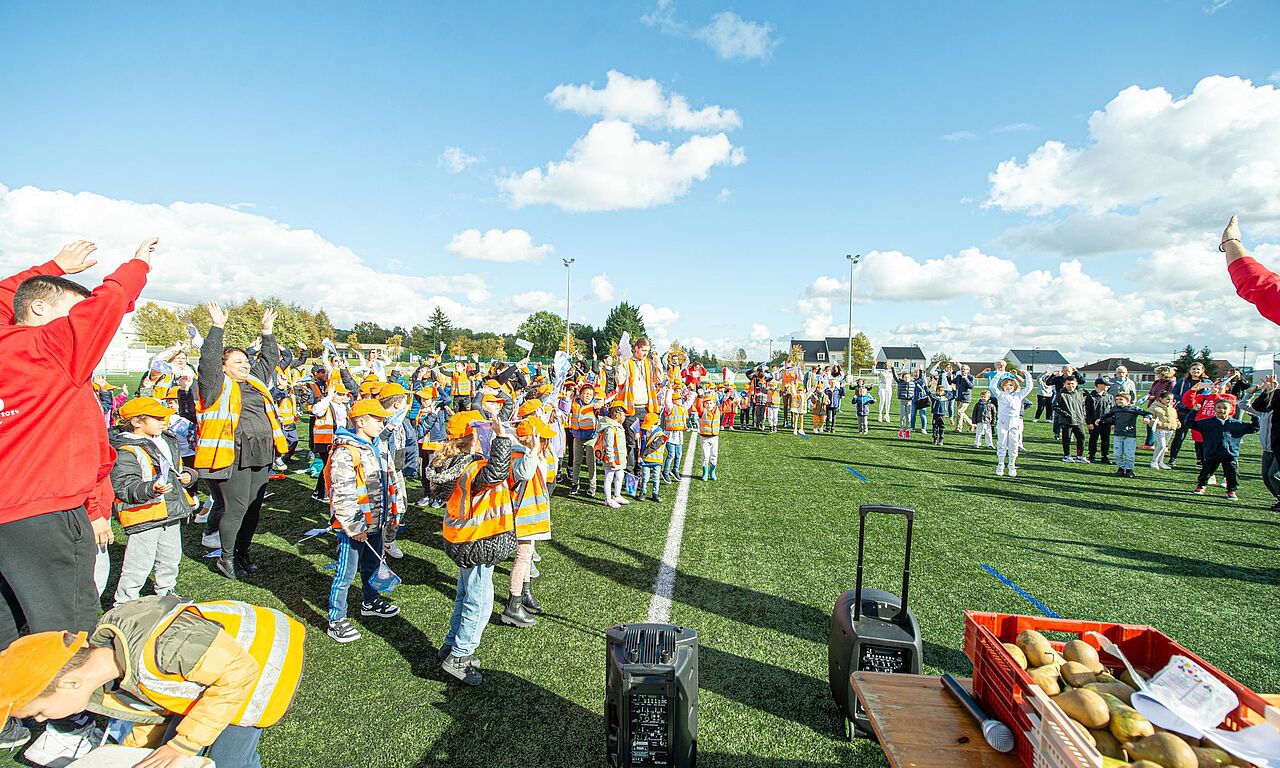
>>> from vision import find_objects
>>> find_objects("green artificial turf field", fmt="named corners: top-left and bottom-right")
top-left (7, 387), bottom-right (1278, 767)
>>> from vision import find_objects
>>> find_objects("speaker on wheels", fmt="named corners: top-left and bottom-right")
top-left (828, 504), bottom-right (923, 739)
top-left (605, 623), bottom-right (698, 767)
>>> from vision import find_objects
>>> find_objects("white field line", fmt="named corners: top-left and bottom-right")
top-left (647, 428), bottom-right (700, 623)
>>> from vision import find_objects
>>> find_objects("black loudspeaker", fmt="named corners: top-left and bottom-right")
top-left (828, 504), bottom-right (923, 740)
top-left (605, 623), bottom-right (698, 768)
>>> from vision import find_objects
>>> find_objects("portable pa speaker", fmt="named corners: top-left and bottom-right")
top-left (828, 504), bottom-right (922, 740)
top-left (605, 623), bottom-right (698, 768)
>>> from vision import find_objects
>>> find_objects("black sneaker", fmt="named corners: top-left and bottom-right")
top-left (1126, 469), bottom-right (1137, 478)
top-left (327, 618), bottom-right (361, 643)
top-left (649, 494), bottom-right (661, 503)
top-left (360, 598), bottom-right (400, 618)
top-left (0, 718), bottom-right (31, 749)
top-left (436, 643), bottom-right (453, 661)
top-left (441, 654), bottom-right (483, 685)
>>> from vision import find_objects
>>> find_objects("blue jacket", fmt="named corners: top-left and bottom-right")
top-left (895, 377), bottom-right (915, 401)
top-left (928, 391), bottom-right (956, 416)
top-left (1191, 416), bottom-right (1258, 459)
top-left (854, 394), bottom-right (875, 416)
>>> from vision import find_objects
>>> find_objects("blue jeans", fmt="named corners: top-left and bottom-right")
top-left (163, 719), bottom-right (263, 767)
top-left (328, 530), bottom-right (384, 622)
top-left (664, 432), bottom-right (684, 475)
top-left (641, 465), bottom-right (662, 496)
top-left (1114, 436), bottom-right (1137, 470)
top-left (911, 403), bottom-right (927, 431)
top-left (445, 563), bottom-right (495, 657)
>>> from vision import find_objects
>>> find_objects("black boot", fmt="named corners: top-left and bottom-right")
top-left (214, 553), bottom-right (243, 580)
top-left (521, 581), bottom-right (543, 614)
top-left (235, 553), bottom-right (259, 575)
top-left (499, 594), bottom-right (536, 627)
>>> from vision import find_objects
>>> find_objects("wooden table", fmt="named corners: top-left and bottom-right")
top-left (852, 672), bottom-right (1020, 768)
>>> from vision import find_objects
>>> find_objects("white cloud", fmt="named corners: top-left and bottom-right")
top-left (716, 187), bottom-right (731, 202)
top-left (438, 146), bottom-right (481, 174)
top-left (547, 70), bottom-right (741, 133)
top-left (0, 183), bottom-right (532, 331)
top-left (986, 76), bottom-right (1280, 252)
top-left (805, 248), bottom-right (1019, 302)
top-left (1270, 71), bottom-right (1280, 86)
top-left (942, 130), bottom-right (976, 142)
top-left (445, 228), bottom-right (554, 263)
top-left (500, 119), bottom-right (745, 212)
top-left (639, 303), bottom-right (680, 349)
top-left (640, 0), bottom-right (681, 33)
top-left (995, 122), bottom-right (1038, 133)
top-left (696, 10), bottom-right (778, 61)
top-left (590, 273), bottom-right (616, 303)
top-left (750, 323), bottom-right (771, 341)
top-left (509, 290), bottom-right (557, 312)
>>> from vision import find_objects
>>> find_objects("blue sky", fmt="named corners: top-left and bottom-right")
top-left (1, 1), bottom-right (1278, 363)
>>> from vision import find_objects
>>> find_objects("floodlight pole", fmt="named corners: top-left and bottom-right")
top-left (846, 254), bottom-right (860, 371)
top-left (563, 258), bottom-right (575, 356)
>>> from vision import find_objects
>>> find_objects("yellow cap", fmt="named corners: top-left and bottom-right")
top-left (484, 379), bottom-right (501, 389)
top-left (415, 385), bottom-right (438, 399)
top-left (118, 397), bottom-right (175, 421)
top-left (447, 410), bottom-right (485, 439)
top-left (641, 412), bottom-right (660, 429)
top-left (0, 631), bottom-right (87, 718)
top-left (377, 383), bottom-right (408, 399)
top-left (349, 399), bottom-right (391, 419)
top-left (516, 415), bottom-right (556, 439)
top-left (517, 399), bottom-right (542, 418)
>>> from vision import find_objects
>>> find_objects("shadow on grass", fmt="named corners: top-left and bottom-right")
top-left (1007, 535), bottom-right (1280, 585)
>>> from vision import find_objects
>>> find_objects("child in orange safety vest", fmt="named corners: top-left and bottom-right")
top-left (695, 391), bottom-right (722, 480)
top-left (499, 413), bottom-right (557, 629)
top-left (596, 404), bottom-right (629, 508)
top-left (108, 397), bottom-right (195, 608)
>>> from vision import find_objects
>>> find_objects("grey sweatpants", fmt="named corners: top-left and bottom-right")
top-left (570, 434), bottom-right (597, 490)
top-left (114, 523), bottom-right (182, 606)
top-left (0, 506), bottom-right (98, 650)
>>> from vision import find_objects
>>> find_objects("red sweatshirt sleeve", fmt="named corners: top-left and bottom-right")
top-left (83, 475), bottom-right (115, 522)
top-left (38, 260), bottom-right (149, 386)
top-left (1228, 257), bottom-right (1280, 326)
top-left (0, 260), bottom-right (65, 325)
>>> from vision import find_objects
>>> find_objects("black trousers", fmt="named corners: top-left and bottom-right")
top-left (1169, 408), bottom-right (1194, 461)
top-left (931, 414), bottom-right (945, 443)
top-left (1061, 425), bottom-right (1085, 456)
top-left (1197, 457), bottom-right (1239, 491)
top-left (0, 507), bottom-right (98, 650)
top-left (312, 444), bottom-right (332, 496)
top-left (207, 466), bottom-right (271, 562)
top-left (1035, 396), bottom-right (1053, 420)
top-left (1088, 425), bottom-right (1112, 460)
top-left (623, 414), bottom-right (641, 474)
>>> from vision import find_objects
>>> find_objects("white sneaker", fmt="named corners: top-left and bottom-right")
top-left (384, 542), bottom-right (404, 559)
top-left (1208, 475), bottom-right (1218, 485)
top-left (617, 497), bottom-right (631, 505)
top-left (1009, 466), bottom-right (1018, 478)
top-left (1150, 462), bottom-right (1160, 470)
top-left (200, 531), bottom-right (221, 549)
top-left (416, 497), bottom-right (431, 508)
top-left (996, 464), bottom-right (1005, 477)
top-left (272, 458), bottom-right (287, 471)
top-left (1062, 456), bottom-right (1075, 463)
top-left (1159, 463), bottom-right (1172, 470)
top-left (23, 721), bottom-right (103, 767)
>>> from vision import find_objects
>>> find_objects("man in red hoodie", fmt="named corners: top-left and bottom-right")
top-left (0, 237), bottom-right (155, 760)
top-left (1224, 215), bottom-right (1280, 325)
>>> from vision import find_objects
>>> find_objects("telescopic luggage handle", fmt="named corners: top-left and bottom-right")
top-left (852, 504), bottom-right (915, 625)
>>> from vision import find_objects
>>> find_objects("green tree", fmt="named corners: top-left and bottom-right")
top-left (385, 334), bottom-right (404, 359)
top-left (928, 351), bottom-right (953, 367)
top-left (787, 344), bottom-right (804, 364)
top-left (260, 298), bottom-right (307, 351)
top-left (352, 321), bottom-right (389, 345)
top-left (1170, 345), bottom-right (1197, 376)
top-left (407, 324), bottom-right (432, 354)
top-left (734, 347), bottom-right (748, 369)
top-left (346, 332), bottom-right (362, 355)
top-left (427, 308), bottom-right (454, 350)
top-left (847, 332), bottom-right (875, 371)
top-left (1197, 346), bottom-right (1219, 377)
top-left (132, 302), bottom-right (186, 347)
top-left (312, 309), bottom-right (335, 348)
top-left (516, 310), bottom-right (567, 358)
top-left (602, 302), bottom-right (648, 349)
top-left (222, 297), bottom-right (263, 347)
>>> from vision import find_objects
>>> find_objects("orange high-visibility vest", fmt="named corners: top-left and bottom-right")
top-left (113, 445), bottom-right (171, 532)
top-left (444, 460), bottom-right (514, 543)
top-left (276, 393), bottom-right (297, 427)
top-left (311, 403), bottom-right (336, 446)
top-left (452, 369), bottom-right (473, 397)
top-left (663, 403), bottom-right (689, 432)
top-left (323, 444), bottom-right (374, 530)
top-left (698, 403), bottom-right (721, 437)
top-left (622, 358), bottom-right (661, 414)
top-left (194, 376), bottom-right (288, 471)
top-left (568, 401), bottom-right (598, 431)
top-left (511, 462), bottom-right (551, 540)
top-left (136, 601), bottom-right (304, 728)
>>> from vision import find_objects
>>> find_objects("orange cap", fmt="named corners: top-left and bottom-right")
top-left (331, 382), bottom-right (350, 395)
top-left (641, 412), bottom-right (660, 429)
top-left (377, 383), bottom-right (408, 399)
top-left (447, 410), bottom-right (485, 439)
top-left (349, 399), bottom-right (391, 419)
top-left (484, 379), bottom-right (501, 389)
top-left (481, 392), bottom-right (502, 405)
top-left (517, 399), bottom-right (542, 418)
top-left (516, 415), bottom-right (556, 439)
top-left (118, 397), bottom-right (175, 421)
top-left (415, 385), bottom-right (437, 399)
top-left (0, 631), bottom-right (87, 717)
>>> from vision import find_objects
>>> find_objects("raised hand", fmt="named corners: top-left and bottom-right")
top-left (1221, 215), bottom-right (1241, 251)
top-left (206, 301), bottom-right (228, 328)
top-left (53, 240), bottom-right (98, 274)
top-left (261, 307), bottom-right (277, 334)
top-left (133, 237), bottom-right (160, 266)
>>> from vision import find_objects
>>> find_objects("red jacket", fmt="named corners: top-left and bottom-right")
top-left (1181, 389), bottom-right (1237, 443)
top-left (1228, 257), bottom-right (1280, 326)
top-left (0, 259), bottom-right (149, 524)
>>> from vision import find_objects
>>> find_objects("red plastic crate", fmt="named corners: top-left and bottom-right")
top-left (963, 611), bottom-right (1272, 768)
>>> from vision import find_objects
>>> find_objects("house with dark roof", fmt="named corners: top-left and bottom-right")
top-left (1003, 349), bottom-right (1069, 375)
top-left (789, 338), bottom-right (836, 364)
top-left (875, 345), bottom-right (927, 370)
top-left (1079, 357), bottom-right (1157, 383)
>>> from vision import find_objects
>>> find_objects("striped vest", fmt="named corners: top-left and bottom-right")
top-left (113, 445), bottom-right (172, 532)
top-left (311, 403), bottom-right (336, 445)
top-left (622, 358), bottom-right (661, 413)
top-left (663, 403), bottom-right (689, 432)
top-left (276, 393), bottom-right (297, 427)
top-left (512, 463), bottom-right (551, 540)
top-left (452, 370), bottom-right (473, 397)
top-left (136, 601), bottom-right (304, 729)
top-left (698, 405), bottom-right (721, 437)
top-left (324, 444), bottom-right (375, 529)
top-left (443, 459), bottom-right (514, 544)
top-left (194, 375), bottom-right (288, 471)
top-left (568, 401), bottom-right (598, 431)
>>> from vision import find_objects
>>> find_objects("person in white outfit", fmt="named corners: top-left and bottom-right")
top-left (990, 370), bottom-right (1034, 477)
top-left (877, 367), bottom-right (895, 422)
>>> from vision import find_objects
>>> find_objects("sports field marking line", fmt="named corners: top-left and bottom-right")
top-left (647, 429), bottom-right (700, 624)
top-left (980, 564), bottom-right (1061, 618)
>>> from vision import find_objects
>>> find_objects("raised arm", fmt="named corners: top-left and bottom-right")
top-left (198, 302), bottom-right (228, 405)
top-left (0, 241), bottom-right (98, 325)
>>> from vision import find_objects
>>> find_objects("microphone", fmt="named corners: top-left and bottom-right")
top-left (940, 673), bottom-right (1015, 753)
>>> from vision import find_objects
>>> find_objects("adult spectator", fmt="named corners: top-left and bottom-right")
top-left (949, 364), bottom-right (976, 431)
top-left (1223, 215), bottom-right (1280, 324)
top-left (615, 338), bottom-right (665, 475)
top-left (1099, 365), bottom-right (1138, 402)
top-left (1169, 361), bottom-right (1209, 467)
top-left (0, 238), bottom-right (155, 759)
top-left (197, 302), bottom-right (287, 580)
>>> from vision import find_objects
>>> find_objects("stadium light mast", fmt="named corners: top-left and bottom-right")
top-left (563, 258), bottom-right (575, 356)
top-left (846, 254), bottom-right (861, 371)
